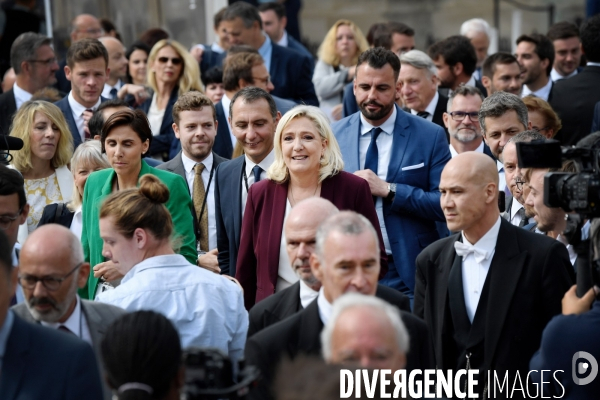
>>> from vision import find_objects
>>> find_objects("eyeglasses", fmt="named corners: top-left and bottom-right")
top-left (18, 262), bottom-right (83, 291)
top-left (449, 111), bottom-right (480, 122)
top-left (533, 126), bottom-right (551, 135)
top-left (252, 75), bottom-right (271, 85)
top-left (157, 57), bottom-right (182, 65)
top-left (0, 208), bottom-right (23, 230)
top-left (27, 57), bottom-right (57, 66)
top-left (76, 28), bottom-right (104, 35)
top-left (515, 179), bottom-right (526, 191)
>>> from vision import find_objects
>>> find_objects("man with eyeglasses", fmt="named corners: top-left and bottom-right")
top-left (443, 85), bottom-right (494, 158)
top-left (12, 224), bottom-right (125, 400)
top-left (0, 32), bottom-right (59, 135)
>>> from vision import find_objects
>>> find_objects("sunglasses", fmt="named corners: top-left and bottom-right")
top-left (157, 57), bottom-right (182, 65)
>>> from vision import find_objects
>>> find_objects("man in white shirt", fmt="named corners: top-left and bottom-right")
top-left (515, 33), bottom-right (555, 101)
top-left (547, 21), bottom-right (582, 82)
top-left (0, 32), bottom-right (58, 135)
top-left (11, 224), bottom-right (125, 400)
top-left (443, 84), bottom-right (487, 157)
top-left (98, 37), bottom-right (127, 99)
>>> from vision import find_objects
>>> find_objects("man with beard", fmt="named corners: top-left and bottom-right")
top-left (158, 91), bottom-right (228, 272)
top-left (481, 52), bottom-right (523, 96)
top-left (443, 85), bottom-right (492, 157)
top-left (12, 224), bottom-right (125, 400)
top-left (515, 33), bottom-right (555, 101)
top-left (333, 47), bottom-right (451, 299)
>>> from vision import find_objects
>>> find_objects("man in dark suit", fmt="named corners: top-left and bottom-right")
top-left (245, 211), bottom-right (432, 400)
top-left (54, 39), bottom-right (108, 149)
top-left (398, 50), bottom-right (449, 139)
top-left (414, 152), bottom-right (574, 397)
top-left (515, 33), bottom-right (555, 102)
top-left (333, 47), bottom-right (451, 298)
top-left (215, 87), bottom-right (280, 277)
top-left (220, 2), bottom-right (318, 106)
top-left (0, 230), bottom-right (104, 400)
top-left (11, 224), bottom-right (125, 400)
top-left (551, 15), bottom-right (600, 145)
top-left (158, 92), bottom-right (228, 273)
top-left (0, 32), bottom-right (58, 135)
top-left (593, 100), bottom-right (600, 133)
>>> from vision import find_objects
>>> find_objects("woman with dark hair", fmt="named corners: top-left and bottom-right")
top-left (125, 41), bottom-right (150, 86)
top-left (80, 108), bottom-right (196, 300)
top-left (101, 310), bottom-right (183, 400)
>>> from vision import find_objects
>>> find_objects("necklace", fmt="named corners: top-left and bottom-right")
top-left (289, 183), bottom-right (319, 206)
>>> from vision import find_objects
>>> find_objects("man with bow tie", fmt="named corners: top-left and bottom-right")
top-left (414, 152), bottom-right (574, 397)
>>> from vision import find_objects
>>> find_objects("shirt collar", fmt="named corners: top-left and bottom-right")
top-left (461, 216), bottom-right (502, 251)
top-left (551, 67), bottom-right (577, 81)
top-left (13, 82), bottom-right (32, 101)
top-left (182, 151), bottom-right (213, 175)
top-left (522, 78), bottom-right (553, 100)
top-left (299, 280), bottom-right (319, 309)
top-left (360, 105), bottom-right (397, 136)
top-left (211, 42), bottom-right (224, 53)
top-left (497, 160), bottom-right (504, 173)
top-left (510, 195), bottom-right (524, 214)
top-left (258, 33), bottom-right (271, 59)
top-left (40, 295), bottom-right (82, 336)
top-left (277, 30), bottom-right (289, 47)
top-left (122, 254), bottom-right (189, 284)
top-left (221, 93), bottom-right (232, 119)
top-left (245, 148), bottom-right (275, 177)
top-left (0, 310), bottom-right (15, 361)
top-left (102, 80), bottom-right (123, 97)
top-left (317, 289), bottom-right (333, 325)
top-left (68, 91), bottom-right (101, 116)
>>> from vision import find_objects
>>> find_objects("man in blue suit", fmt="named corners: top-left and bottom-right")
top-left (0, 230), bottom-right (104, 400)
top-left (220, 2), bottom-right (318, 106)
top-left (54, 38), bottom-right (108, 149)
top-left (332, 47), bottom-right (451, 299)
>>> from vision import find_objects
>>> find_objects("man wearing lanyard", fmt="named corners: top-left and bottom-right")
top-left (158, 91), bottom-right (229, 273)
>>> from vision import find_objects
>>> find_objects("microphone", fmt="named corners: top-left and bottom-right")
top-left (0, 135), bottom-right (24, 150)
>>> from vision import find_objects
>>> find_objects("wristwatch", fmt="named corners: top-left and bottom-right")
top-left (386, 183), bottom-right (397, 202)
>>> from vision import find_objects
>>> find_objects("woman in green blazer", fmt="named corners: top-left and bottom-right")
top-left (79, 109), bottom-right (196, 299)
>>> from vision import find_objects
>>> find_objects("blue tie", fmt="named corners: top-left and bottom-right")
top-left (110, 87), bottom-right (118, 99)
top-left (252, 165), bottom-right (263, 183)
top-left (364, 127), bottom-right (383, 174)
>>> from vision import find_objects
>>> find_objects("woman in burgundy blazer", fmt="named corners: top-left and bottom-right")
top-left (235, 105), bottom-right (387, 309)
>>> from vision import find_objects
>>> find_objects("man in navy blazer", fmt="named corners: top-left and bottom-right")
top-left (220, 2), bottom-right (318, 106)
top-left (54, 38), bottom-right (109, 149)
top-left (332, 48), bottom-right (451, 298)
top-left (0, 230), bottom-right (104, 400)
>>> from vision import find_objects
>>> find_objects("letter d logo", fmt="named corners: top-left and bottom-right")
top-left (572, 351), bottom-right (598, 385)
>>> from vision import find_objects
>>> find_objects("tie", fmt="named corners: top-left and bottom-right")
top-left (252, 165), bottom-right (263, 184)
top-left (83, 109), bottom-right (93, 139)
top-left (109, 87), bottom-right (118, 99)
top-left (454, 241), bottom-right (490, 264)
top-left (58, 325), bottom-right (74, 335)
top-left (193, 163), bottom-right (209, 252)
top-left (417, 111), bottom-right (430, 119)
top-left (364, 127), bottom-right (383, 175)
top-left (517, 207), bottom-right (527, 228)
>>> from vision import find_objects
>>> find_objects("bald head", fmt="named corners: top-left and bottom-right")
top-left (445, 152), bottom-right (499, 188)
top-left (286, 197), bottom-right (339, 232)
top-left (71, 14), bottom-right (102, 42)
top-left (21, 224), bottom-right (83, 266)
top-left (99, 36), bottom-right (127, 84)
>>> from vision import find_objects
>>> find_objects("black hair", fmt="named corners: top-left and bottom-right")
top-left (230, 86), bottom-right (278, 120)
top-left (222, 2), bottom-right (262, 30)
top-left (428, 35), bottom-right (477, 76)
top-left (0, 230), bottom-right (11, 276)
top-left (356, 47), bottom-right (401, 80)
top-left (482, 52), bottom-right (519, 78)
top-left (125, 41), bottom-right (151, 84)
top-left (547, 21), bottom-right (580, 41)
top-left (201, 66), bottom-right (223, 86)
top-left (516, 33), bottom-right (555, 76)
top-left (257, 2), bottom-right (286, 19)
top-left (0, 164), bottom-right (26, 210)
top-left (580, 14), bottom-right (600, 63)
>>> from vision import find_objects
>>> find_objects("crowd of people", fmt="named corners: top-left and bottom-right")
top-left (1, 1), bottom-right (600, 399)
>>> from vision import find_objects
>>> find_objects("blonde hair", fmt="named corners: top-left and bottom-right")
top-left (68, 140), bottom-right (110, 211)
top-left (317, 20), bottom-right (369, 67)
top-left (268, 105), bottom-right (344, 184)
top-left (147, 39), bottom-right (203, 96)
top-left (10, 100), bottom-right (73, 173)
top-left (522, 95), bottom-right (562, 138)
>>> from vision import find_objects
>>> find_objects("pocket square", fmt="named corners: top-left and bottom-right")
top-left (401, 163), bottom-right (425, 171)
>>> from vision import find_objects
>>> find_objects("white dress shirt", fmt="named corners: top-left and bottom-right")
top-left (299, 280), bottom-right (319, 309)
top-left (67, 92), bottom-right (101, 142)
top-left (449, 140), bottom-right (484, 158)
top-left (182, 152), bottom-right (217, 250)
top-left (102, 79), bottom-right (123, 98)
top-left (12, 244), bottom-right (24, 304)
top-left (241, 150), bottom-right (275, 218)
top-left (497, 161), bottom-right (506, 192)
top-left (550, 68), bottom-right (578, 82)
top-left (460, 216), bottom-right (501, 323)
top-left (521, 78), bottom-right (553, 101)
top-left (509, 197), bottom-right (525, 226)
top-left (557, 234), bottom-right (577, 266)
top-left (276, 200), bottom-right (296, 292)
top-left (147, 93), bottom-right (165, 136)
top-left (220, 93), bottom-right (235, 146)
top-left (277, 30), bottom-right (289, 47)
top-left (12, 82), bottom-right (32, 110)
top-left (410, 91), bottom-right (438, 122)
top-left (359, 107), bottom-right (396, 254)
top-left (41, 296), bottom-right (92, 345)
top-left (97, 254), bottom-right (248, 363)
top-left (317, 289), bottom-right (334, 325)
top-left (69, 205), bottom-right (83, 240)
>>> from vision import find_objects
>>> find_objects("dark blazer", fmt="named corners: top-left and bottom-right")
top-left (591, 100), bottom-right (600, 133)
top-left (333, 105), bottom-right (451, 293)
top-left (0, 88), bottom-right (17, 135)
top-left (0, 313), bottom-right (104, 400)
top-left (55, 95), bottom-right (108, 149)
top-left (38, 202), bottom-right (75, 229)
top-left (236, 171), bottom-right (388, 309)
top-left (269, 43), bottom-right (318, 106)
top-left (341, 81), bottom-right (358, 118)
top-left (414, 218), bottom-right (574, 378)
top-left (199, 47), bottom-right (227, 76)
top-left (551, 65), bottom-right (600, 145)
top-left (214, 156), bottom-right (245, 277)
top-left (12, 301), bottom-right (126, 400)
top-left (245, 293), bottom-right (432, 400)
top-left (248, 281), bottom-right (411, 337)
top-left (55, 58), bottom-right (71, 94)
top-left (432, 92), bottom-right (449, 141)
top-left (138, 86), bottom-right (179, 160)
top-left (286, 35), bottom-right (314, 70)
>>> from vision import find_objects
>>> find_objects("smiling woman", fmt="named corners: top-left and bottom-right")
top-left (9, 100), bottom-right (74, 243)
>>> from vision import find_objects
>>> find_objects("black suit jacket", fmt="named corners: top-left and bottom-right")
top-left (245, 290), bottom-right (431, 400)
top-left (54, 95), bottom-right (108, 149)
top-left (551, 65), bottom-right (600, 145)
top-left (0, 313), bottom-right (104, 400)
top-left (213, 101), bottom-right (234, 159)
top-left (55, 59), bottom-right (71, 94)
top-left (432, 92), bottom-right (449, 141)
top-left (0, 88), bottom-right (17, 135)
top-left (267, 43), bottom-right (318, 106)
top-left (414, 218), bottom-right (574, 377)
top-left (138, 86), bottom-right (179, 160)
top-left (38, 202), bottom-right (75, 229)
top-left (591, 100), bottom-right (600, 133)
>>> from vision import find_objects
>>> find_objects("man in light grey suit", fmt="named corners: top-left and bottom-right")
top-left (12, 224), bottom-right (126, 400)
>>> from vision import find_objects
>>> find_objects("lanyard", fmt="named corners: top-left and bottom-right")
top-left (195, 163), bottom-right (215, 243)
top-left (242, 159), bottom-right (249, 193)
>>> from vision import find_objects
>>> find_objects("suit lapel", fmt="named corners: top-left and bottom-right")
top-left (273, 282), bottom-right (302, 320)
top-left (336, 113), bottom-right (361, 172)
top-left (296, 300), bottom-right (324, 355)
top-left (386, 106), bottom-right (410, 182)
top-left (61, 99), bottom-right (82, 148)
top-left (215, 102), bottom-right (233, 158)
top-left (81, 301), bottom-right (104, 353)
top-left (232, 157), bottom-right (244, 249)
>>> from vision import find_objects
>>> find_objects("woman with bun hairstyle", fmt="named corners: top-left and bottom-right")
top-left (80, 109), bottom-right (196, 300)
top-left (96, 175), bottom-right (247, 360)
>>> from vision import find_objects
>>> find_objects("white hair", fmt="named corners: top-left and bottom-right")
top-left (321, 293), bottom-right (410, 360)
top-left (460, 18), bottom-right (491, 39)
top-left (399, 50), bottom-right (437, 78)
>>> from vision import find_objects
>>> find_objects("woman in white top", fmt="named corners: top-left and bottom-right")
top-left (312, 20), bottom-right (369, 120)
top-left (38, 141), bottom-right (110, 239)
top-left (9, 100), bottom-right (73, 243)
